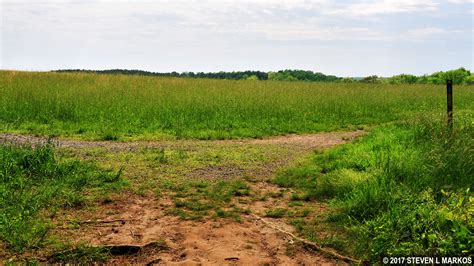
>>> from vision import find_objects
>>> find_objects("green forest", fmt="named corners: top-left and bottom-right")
top-left (56, 67), bottom-right (474, 85)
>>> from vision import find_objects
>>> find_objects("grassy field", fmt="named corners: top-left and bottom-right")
top-left (0, 70), bottom-right (473, 263)
top-left (1, 71), bottom-right (473, 140)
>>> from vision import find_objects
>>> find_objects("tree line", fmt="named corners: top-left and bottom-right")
top-left (55, 67), bottom-right (473, 85)
top-left (358, 67), bottom-right (473, 85)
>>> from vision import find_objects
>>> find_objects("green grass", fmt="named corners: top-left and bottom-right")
top-left (0, 143), bottom-right (126, 253)
top-left (165, 179), bottom-right (251, 221)
top-left (274, 116), bottom-right (473, 261)
top-left (1, 71), bottom-right (473, 140)
top-left (264, 208), bottom-right (287, 218)
top-left (1, 70), bottom-right (473, 262)
top-left (48, 244), bottom-right (110, 264)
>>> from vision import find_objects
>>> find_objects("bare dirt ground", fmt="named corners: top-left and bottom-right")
top-left (56, 194), bottom-right (341, 265)
top-left (1, 131), bottom-right (364, 265)
top-left (0, 131), bottom-right (363, 151)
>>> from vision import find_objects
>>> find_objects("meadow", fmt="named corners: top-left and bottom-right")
top-left (1, 71), bottom-right (473, 140)
top-left (0, 70), bottom-right (473, 263)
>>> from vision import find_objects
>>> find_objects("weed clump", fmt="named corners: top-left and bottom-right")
top-left (165, 179), bottom-right (251, 221)
top-left (0, 143), bottom-right (125, 253)
top-left (265, 208), bottom-right (287, 218)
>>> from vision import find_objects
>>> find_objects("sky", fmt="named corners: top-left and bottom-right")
top-left (1, 0), bottom-right (473, 77)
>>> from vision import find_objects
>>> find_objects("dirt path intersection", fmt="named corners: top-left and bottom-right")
top-left (1, 131), bottom-right (364, 265)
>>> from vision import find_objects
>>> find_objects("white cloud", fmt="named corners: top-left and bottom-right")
top-left (329, 0), bottom-right (439, 16)
top-left (398, 27), bottom-right (463, 41)
top-left (261, 26), bottom-right (388, 41)
top-left (2, 0), bottom-right (470, 43)
top-left (446, 0), bottom-right (473, 3)
top-left (3, 0), bottom-right (471, 44)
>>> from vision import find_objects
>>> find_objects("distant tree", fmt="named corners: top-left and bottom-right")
top-left (340, 77), bottom-right (356, 83)
top-left (266, 70), bottom-right (341, 82)
top-left (267, 71), bottom-right (278, 80)
top-left (361, 75), bottom-right (380, 83)
top-left (463, 74), bottom-right (474, 85)
top-left (421, 68), bottom-right (470, 85)
top-left (387, 74), bottom-right (418, 84)
top-left (442, 68), bottom-right (470, 85)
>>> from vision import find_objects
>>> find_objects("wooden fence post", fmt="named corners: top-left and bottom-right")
top-left (447, 80), bottom-right (453, 128)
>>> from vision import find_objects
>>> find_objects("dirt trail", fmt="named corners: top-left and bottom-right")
top-left (0, 130), bottom-right (364, 150)
top-left (1, 131), bottom-right (364, 265)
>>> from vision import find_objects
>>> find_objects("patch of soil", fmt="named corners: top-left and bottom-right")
top-left (189, 164), bottom-right (247, 180)
top-left (58, 194), bottom-right (346, 265)
top-left (247, 131), bottom-right (364, 148)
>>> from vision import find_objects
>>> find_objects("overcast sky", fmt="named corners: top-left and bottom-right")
top-left (1, 0), bottom-right (473, 77)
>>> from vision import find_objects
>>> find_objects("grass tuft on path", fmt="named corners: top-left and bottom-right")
top-left (164, 179), bottom-right (251, 221)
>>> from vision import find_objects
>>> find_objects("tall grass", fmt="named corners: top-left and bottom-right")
top-left (1, 71), bottom-right (473, 140)
top-left (274, 116), bottom-right (473, 260)
top-left (0, 143), bottom-right (125, 252)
